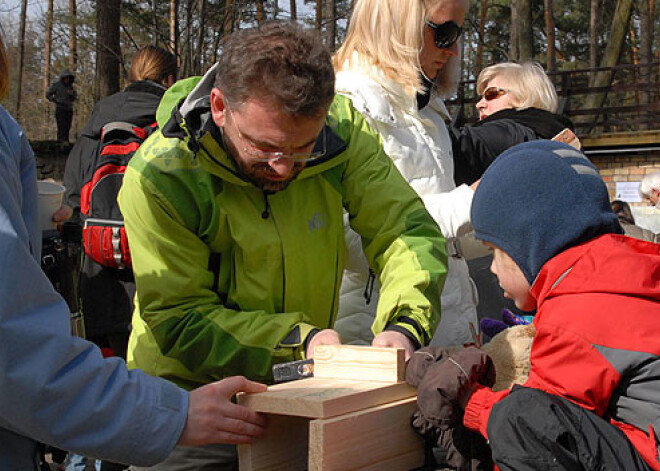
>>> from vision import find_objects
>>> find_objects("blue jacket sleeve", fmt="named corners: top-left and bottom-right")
top-left (0, 107), bottom-right (189, 466)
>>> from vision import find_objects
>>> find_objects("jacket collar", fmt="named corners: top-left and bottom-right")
top-left (158, 66), bottom-right (348, 186)
top-left (335, 61), bottom-right (451, 124)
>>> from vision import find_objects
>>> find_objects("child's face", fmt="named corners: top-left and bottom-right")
top-left (486, 242), bottom-right (537, 312)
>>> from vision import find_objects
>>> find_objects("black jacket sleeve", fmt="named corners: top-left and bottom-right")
top-left (450, 121), bottom-right (539, 186)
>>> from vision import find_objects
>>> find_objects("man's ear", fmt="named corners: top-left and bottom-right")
top-left (210, 88), bottom-right (227, 127)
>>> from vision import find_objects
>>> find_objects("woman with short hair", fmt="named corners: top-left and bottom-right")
top-left (452, 61), bottom-right (575, 185)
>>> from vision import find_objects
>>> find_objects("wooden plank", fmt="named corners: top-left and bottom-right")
top-left (308, 397), bottom-right (424, 471)
top-left (238, 414), bottom-right (309, 471)
top-left (313, 345), bottom-right (405, 383)
top-left (238, 377), bottom-right (416, 419)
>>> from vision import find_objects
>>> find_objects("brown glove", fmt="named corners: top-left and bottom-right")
top-left (406, 346), bottom-right (454, 387)
top-left (415, 347), bottom-right (496, 430)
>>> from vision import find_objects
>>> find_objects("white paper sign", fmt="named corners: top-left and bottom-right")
top-left (615, 181), bottom-right (642, 203)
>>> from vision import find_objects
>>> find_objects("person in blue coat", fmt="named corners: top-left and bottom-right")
top-left (0, 31), bottom-right (266, 470)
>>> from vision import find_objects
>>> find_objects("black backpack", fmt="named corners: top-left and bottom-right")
top-left (80, 121), bottom-right (157, 269)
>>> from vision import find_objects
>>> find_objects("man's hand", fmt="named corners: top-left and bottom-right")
top-left (372, 331), bottom-right (415, 361)
top-left (306, 329), bottom-right (341, 358)
top-left (178, 376), bottom-right (267, 446)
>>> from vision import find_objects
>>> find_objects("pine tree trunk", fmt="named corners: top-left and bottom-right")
top-left (273, 0), bottom-right (279, 19)
top-left (638, 0), bottom-right (652, 128)
top-left (224, 0), bottom-right (235, 35)
top-left (510, 0), bottom-right (519, 60)
top-left (316, 0), bottom-right (323, 31)
top-left (170, 0), bottom-right (179, 58)
top-left (589, 0), bottom-right (598, 84)
top-left (544, 0), bottom-right (555, 72)
top-left (42, 0), bottom-right (54, 136)
top-left (256, 0), bottom-right (265, 23)
top-left (582, 0), bottom-right (634, 130)
top-left (69, 0), bottom-right (77, 71)
top-left (476, 0), bottom-right (488, 74)
top-left (16, 0), bottom-right (27, 118)
top-left (325, 0), bottom-right (336, 51)
top-left (519, 0), bottom-right (533, 60)
top-left (290, 0), bottom-right (297, 20)
top-left (197, 0), bottom-right (207, 73)
top-left (96, 0), bottom-right (121, 99)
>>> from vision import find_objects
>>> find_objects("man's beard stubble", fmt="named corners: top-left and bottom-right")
top-left (235, 158), bottom-right (305, 193)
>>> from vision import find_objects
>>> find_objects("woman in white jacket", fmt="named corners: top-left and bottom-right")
top-left (333, 0), bottom-right (478, 347)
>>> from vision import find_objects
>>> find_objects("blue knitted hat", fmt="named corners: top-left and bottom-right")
top-left (471, 140), bottom-right (623, 285)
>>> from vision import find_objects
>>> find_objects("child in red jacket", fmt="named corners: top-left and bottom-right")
top-left (411, 140), bottom-right (660, 470)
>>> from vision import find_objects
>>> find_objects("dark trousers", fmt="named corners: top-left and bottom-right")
top-left (488, 386), bottom-right (655, 470)
top-left (55, 107), bottom-right (73, 142)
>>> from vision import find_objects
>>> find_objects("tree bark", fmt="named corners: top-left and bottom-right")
top-left (170, 0), bottom-right (179, 59)
top-left (96, 0), bottom-right (121, 99)
top-left (256, 0), bottom-right (265, 23)
top-left (69, 0), bottom-right (77, 71)
top-left (638, 0), bottom-right (653, 124)
top-left (476, 0), bottom-right (488, 74)
top-left (42, 0), bottom-right (54, 132)
top-left (544, 0), bottom-right (555, 71)
top-left (316, 0), bottom-right (322, 31)
top-left (290, 0), bottom-right (297, 20)
top-left (197, 0), bottom-right (207, 73)
top-left (273, 0), bottom-right (279, 19)
top-left (510, 0), bottom-right (519, 60)
top-left (224, 0), bottom-right (236, 35)
top-left (16, 0), bottom-right (28, 118)
top-left (582, 0), bottom-right (634, 129)
top-left (325, 0), bottom-right (336, 51)
top-left (590, 0), bottom-right (598, 84)
top-left (519, 0), bottom-right (533, 60)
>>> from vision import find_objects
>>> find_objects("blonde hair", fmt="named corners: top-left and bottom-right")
top-left (129, 46), bottom-right (177, 84)
top-left (0, 33), bottom-right (9, 100)
top-left (477, 62), bottom-right (558, 112)
top-left (333, 0), bottom-right (468, 95)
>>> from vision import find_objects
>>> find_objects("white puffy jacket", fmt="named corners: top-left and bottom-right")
top-left (335, 66), bottom-right (479, 347)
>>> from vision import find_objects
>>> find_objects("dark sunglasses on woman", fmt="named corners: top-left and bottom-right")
top-left (425, 20), bottom-right (463, 49)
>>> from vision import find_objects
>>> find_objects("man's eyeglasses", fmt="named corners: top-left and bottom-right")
top-left (227, 108), bottom-right (326, 162)
top-left (425, 20), bottom-right (463, 49)
top-left (481, 86), bottom-right (508, 101)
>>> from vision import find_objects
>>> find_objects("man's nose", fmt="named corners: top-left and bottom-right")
top-left (269, 157), bottom-right (295, 176)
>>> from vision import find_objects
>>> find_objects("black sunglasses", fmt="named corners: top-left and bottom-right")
top-left (425, 20), bottom-right (463, 49)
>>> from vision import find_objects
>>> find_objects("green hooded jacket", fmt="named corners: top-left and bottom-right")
top-left (118, 65), bottom-right (447, 389)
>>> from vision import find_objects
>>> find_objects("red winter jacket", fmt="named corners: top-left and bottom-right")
top-left (464, 234), bottom-right (660, 470)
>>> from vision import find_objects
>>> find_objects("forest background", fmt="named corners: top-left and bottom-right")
top-left (0, 0), bottom-right (656, 142)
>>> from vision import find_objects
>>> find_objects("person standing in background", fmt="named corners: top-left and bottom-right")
top-left (61, 45), bottom-right (178, 471)
top-left (46, 69), bottom-right (77, 143)
top-left (63, 45), bottom-right (177, 363)
top-left (333, 0), bottom-right (479, 347)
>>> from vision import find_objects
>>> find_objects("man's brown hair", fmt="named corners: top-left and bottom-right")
top-left (214, 21), bottom-right (335, 117)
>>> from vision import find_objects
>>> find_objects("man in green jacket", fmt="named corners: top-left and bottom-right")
top-left (119, 21), bottom-right (448, 469)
